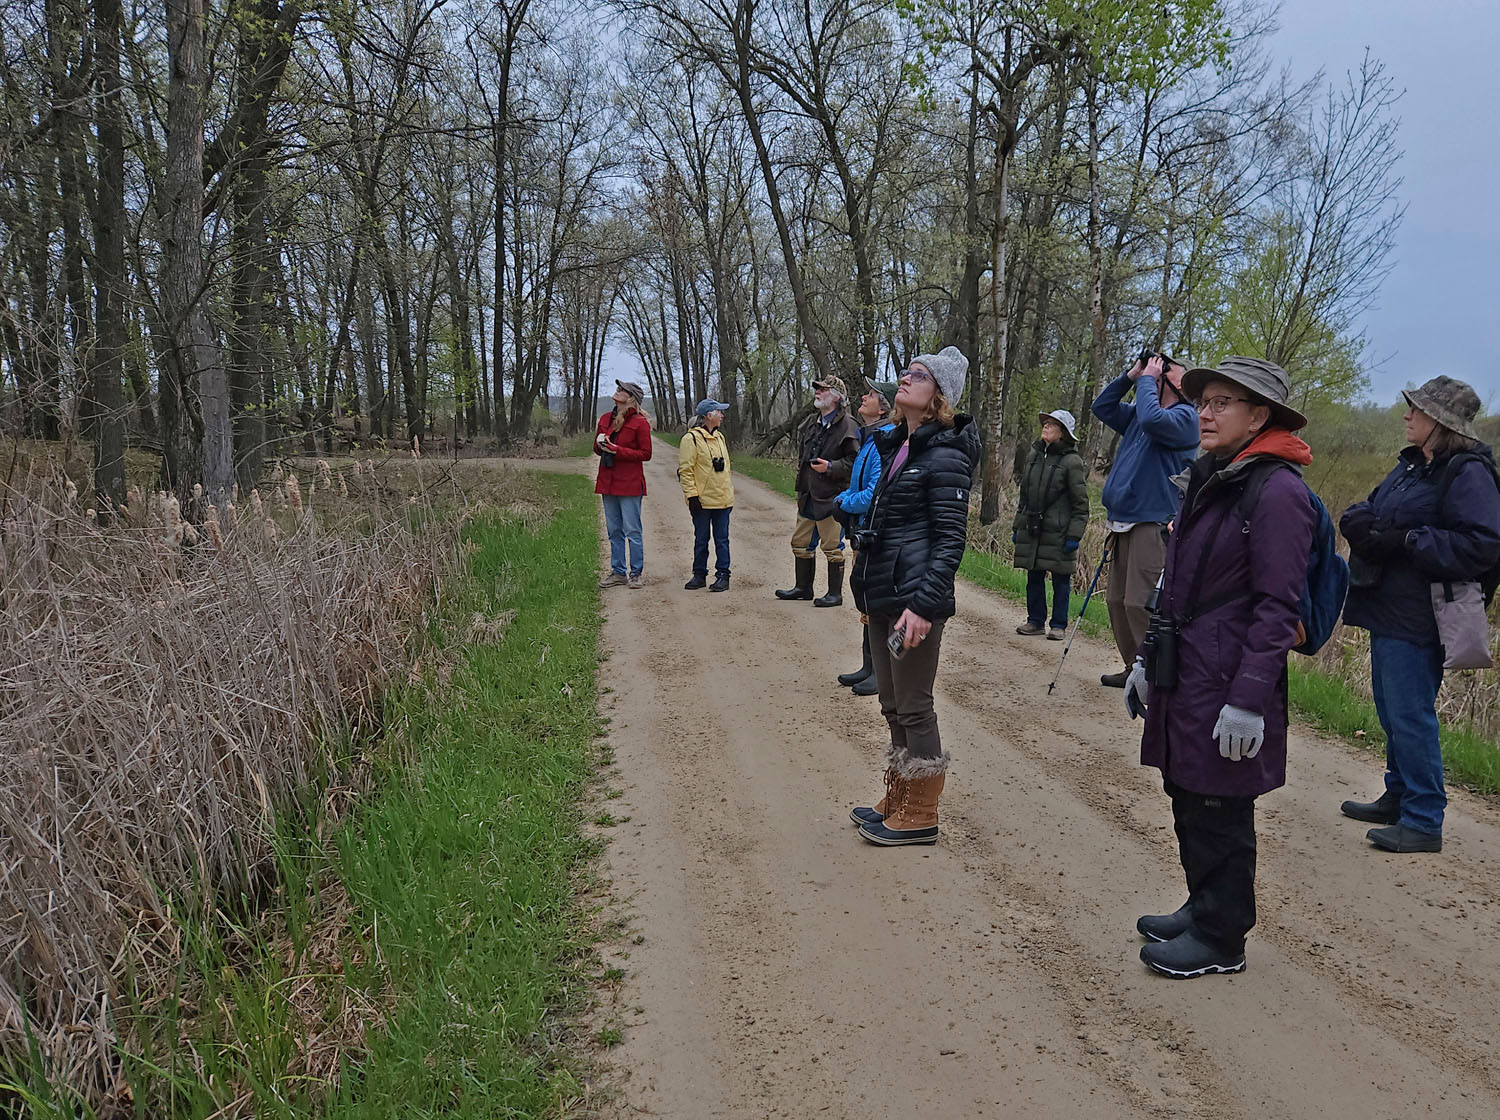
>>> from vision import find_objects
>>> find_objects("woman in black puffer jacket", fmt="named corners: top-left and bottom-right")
top-left (848, 346), bottom-right (981, 846)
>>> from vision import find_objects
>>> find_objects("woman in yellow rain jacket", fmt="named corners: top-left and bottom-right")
top-left (678, 399), bottom-right (736, 591)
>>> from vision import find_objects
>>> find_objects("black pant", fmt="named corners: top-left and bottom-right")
top-left (1166, 779), bottom-right (1257, 953)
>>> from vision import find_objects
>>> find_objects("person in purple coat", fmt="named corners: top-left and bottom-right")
top-left (1125, 357), bottom-right (1315, 979)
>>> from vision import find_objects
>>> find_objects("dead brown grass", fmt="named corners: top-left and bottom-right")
top-left (0, 452), bottom-right (490, 1102)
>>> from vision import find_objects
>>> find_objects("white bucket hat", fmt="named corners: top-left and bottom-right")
top-left (1038, 409), bottom-right (1078, 441)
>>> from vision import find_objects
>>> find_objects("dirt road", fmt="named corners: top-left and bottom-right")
top-left (566, 451), bottom-right (1500, 1119)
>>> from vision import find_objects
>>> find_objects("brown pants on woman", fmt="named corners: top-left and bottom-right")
top-left (867, 611), bottom-right (948, 769)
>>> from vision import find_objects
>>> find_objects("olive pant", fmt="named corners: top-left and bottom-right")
top-left (790, 511), bottom-right (846, 565)
top-left (867, 612), bottom-right (947, 767)
top-left (1106, 523), bottom-right (1166, 667)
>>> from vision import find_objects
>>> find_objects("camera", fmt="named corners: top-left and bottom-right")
top-left (712, 455), bottom-right (726, 472)
top-left (1141, 613), bottom-right (1180, 690)
top-left (853, 528), bottom-right (880, 551)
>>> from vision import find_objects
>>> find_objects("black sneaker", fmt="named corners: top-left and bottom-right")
top-left (1140, 930), bottom-right (1245, 979)
top-left (684, 574), bottom-right (707, 590)
top-left (1136, 904), bottom-right (1193, 943)
top-left (1367, 824), bottom-right (1442, 853)
top-left (1340, 791), bottom-right (1400, 824)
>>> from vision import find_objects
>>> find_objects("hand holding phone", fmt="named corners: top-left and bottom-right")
top-left (887, 626), bottom-right (908, 660)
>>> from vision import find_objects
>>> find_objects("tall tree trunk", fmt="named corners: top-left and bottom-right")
top-left (90, 0), bottom-right (128, 511)
top-left (163, 0), bottom-right (229, 501)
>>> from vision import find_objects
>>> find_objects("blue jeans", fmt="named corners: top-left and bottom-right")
top-left (692, 506), bottom-right (732, 576)
top-left (602, 495), bottom-right (644, 576)
top-left (1370, 635), bottom-right (1446, 835)
top-left (1025, 569), bottom-right (1070, 628)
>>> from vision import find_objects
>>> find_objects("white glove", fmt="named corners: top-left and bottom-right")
top-left (1124, 657), bottom-right (1149, 720)
top-left (1214, 704), bottom-right (1264, 761)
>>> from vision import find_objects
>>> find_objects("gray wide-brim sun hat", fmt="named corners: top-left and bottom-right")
top-left (1038, 409), bottom-right (1078, 440)
top-left (1182, 356), bottom-right (1307, 432)
top-left (1402, 375), bottom-right (1481, 439)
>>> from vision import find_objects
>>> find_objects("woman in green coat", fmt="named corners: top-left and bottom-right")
top-left (1013, 409), bottom-right (1090, 638)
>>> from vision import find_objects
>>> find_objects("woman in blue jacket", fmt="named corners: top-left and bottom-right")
top-left (1339, 376), bottom-right (1500, 853)
top-left (834, 381), bottom-right (898, 695)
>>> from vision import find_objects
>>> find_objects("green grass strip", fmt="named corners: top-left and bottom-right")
top-left (326, 472), bottom-right (601, 1117)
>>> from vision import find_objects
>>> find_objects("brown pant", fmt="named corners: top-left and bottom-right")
top-left (867, 612), bottom-right (947, 769)
top-left (790, 512), bottom-right (846, 565)
top-left (1106, 523), bottom-right (1166, 667)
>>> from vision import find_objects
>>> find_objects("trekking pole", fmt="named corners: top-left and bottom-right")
top-left (1047, 545), bottom-right (1110, 695)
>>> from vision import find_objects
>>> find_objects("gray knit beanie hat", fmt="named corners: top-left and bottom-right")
top-left (910, 346), bottom-right (969, 408)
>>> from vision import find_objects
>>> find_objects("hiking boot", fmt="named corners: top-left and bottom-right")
top-left (1100, 668), bottom-right (1130, 688)
top-left (775, 557), bottom-right (816, 600)
top-left (851, 676), bottom-right (879, 696)
top-left (1048, 625), bottom-right (1067, 641)
top-left (1016, 620), bottom-right (1045, 636)
top-left (627, 572), bottom-right (644, 589)
top-left (1140, 929), bottom-right (1245, 979)
top-left (599, 571), bottom-right (627, 588)
top-left (859, 772), bottom-right (944, 846)
top-left (1367, 824), bottom-right (1442, 853)
top-left (709, 573), bottom-right (730, 592)
top-left (684, 574), bottom-right (707, 590)
top-left (813, 563), bottom-right (844, 607)
top-left (1136, 903), bottom-right (1194, 943)
top-left (1340, 790), bottom-right (1400, 825)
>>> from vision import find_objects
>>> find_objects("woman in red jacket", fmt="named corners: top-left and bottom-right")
top-left (595, 380), bottom-right (653, 588)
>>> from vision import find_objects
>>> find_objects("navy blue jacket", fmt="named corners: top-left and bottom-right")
top-left (1342, 444), bottom-right (1500, 644)
top-left (1092, 371), bottom-right (1200, 523)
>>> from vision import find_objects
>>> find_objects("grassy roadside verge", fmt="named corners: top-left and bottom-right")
top-left (733, 447), bottom-right (1497, 794)
top-left (326, 471), bottom-right (602, 1115)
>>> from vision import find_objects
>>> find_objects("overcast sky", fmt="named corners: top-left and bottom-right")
top-left (1270, 0), bottom-right (1499, 406)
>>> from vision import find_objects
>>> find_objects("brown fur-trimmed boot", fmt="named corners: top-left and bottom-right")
top-left (858, 771), bottom-right (944, 846)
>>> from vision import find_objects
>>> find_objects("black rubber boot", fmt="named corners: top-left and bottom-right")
top-left (851, 675), bottom-right (879, 696)
top-left (813, 563), bottom-right (844, 607)
top-left (1340, 790), bottom-right (1400, 825)
top-left (838, 631), bottom-right (873, 686)
top-left (1367, 824), bottom-right (1442, 853)
top-left (775, 557), bottom-right (816, 600)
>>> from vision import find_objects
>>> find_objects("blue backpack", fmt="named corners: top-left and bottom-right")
top-left (1234, 461), bottom-right (1349, 655)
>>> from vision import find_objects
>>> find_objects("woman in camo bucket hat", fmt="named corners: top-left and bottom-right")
top-left (1338, 375), bottom-right (1500, 854)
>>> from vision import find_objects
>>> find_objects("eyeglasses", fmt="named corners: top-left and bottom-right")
top-left (898, 368), bottom-right (933, 383)
top-left (1197, 395), bottom-right (1250, 415)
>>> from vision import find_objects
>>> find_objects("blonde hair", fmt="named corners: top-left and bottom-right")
top-left (893, 388), bottom-right (956, 430)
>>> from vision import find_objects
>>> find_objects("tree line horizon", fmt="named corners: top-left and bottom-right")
top-left (0, 0), bottom-right (1404, 522)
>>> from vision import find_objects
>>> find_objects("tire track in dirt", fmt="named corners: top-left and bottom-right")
top-left (511, 455), bottom-right (1500, 1119)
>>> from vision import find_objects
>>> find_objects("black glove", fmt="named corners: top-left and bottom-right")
top-left (1340, 508), bottom-right (1376, 549)
top-left (1358, 526), bottom-right (1409, 561)
top-left (687, 496), bottom-right (703, 516)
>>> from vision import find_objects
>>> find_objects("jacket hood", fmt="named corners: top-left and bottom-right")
top-left (1233, 428), bottom-right (1313, 467)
